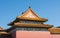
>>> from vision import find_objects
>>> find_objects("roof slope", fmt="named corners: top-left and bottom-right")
top-left (17, 7), bottom-right (47, 22)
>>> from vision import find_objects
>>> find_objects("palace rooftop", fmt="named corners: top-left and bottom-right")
top-left (8, 7), bottom-right (52, 28)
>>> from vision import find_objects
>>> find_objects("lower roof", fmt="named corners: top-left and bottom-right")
top-left (0, 32), bottom-right (8, 34)
top-left (17, 17), bottom-right (48, 22)
top-left (49, 28), bottom-right (60, 34)
top-left (0, 30), bottom-right (8, 34)
top-left (14, 22), bottom-right (53, 28)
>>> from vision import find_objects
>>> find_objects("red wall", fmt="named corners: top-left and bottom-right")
top-left (0, 31), bottom-right (60, 38)
top-left (16, 31), bottom-right (51, 38)
top-left (51, 34), bottom-right (60, 38)
top-left (9, 30), bottom-right (60, 38)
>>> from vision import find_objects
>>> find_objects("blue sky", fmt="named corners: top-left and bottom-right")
top-left (0, 0), bottom-right (60, 29)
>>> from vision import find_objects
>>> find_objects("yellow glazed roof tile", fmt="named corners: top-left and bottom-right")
top-left (14, 22), bottom-right (53, 28)
top-left (49, 28), bottom-right (60, 34)
top-left (17, 8), bottom-right (47, 22)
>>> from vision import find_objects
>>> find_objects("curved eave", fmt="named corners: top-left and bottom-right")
top-left (8, 22), bottom-right (14, 26)
top-left (0, 27), bottom-right (8, 34)
top-left (17, 17), bottom-right (48, 22)
top-left (14, 22), bottom-right (53, 28)
top-left (8, 18), bottom-right (19, 25)
top-left (8, 18), bottom-right (48, 26)
top-left (0, 32), bottom-right (8, 34)
top-left (0, 30), bottom-right (8, 34)
top-left (49, 28), bottom-right (60, 34)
